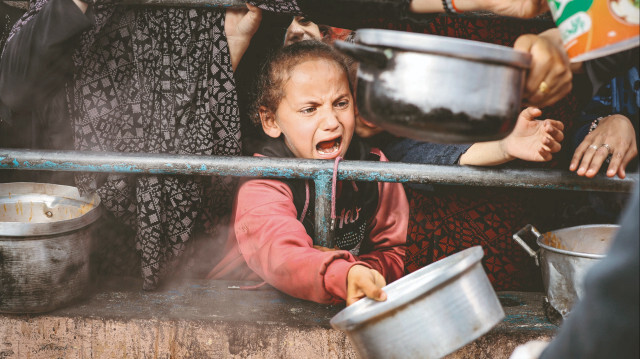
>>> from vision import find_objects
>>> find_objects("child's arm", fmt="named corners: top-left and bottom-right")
top-left (233, 179), bottom-right (378, 305)
top-left (225, 4), bottom-right (262, 72)
top-left (354, 154), bottom-right (408, 285)
top-left (459, 107), bottom-right (564, 166)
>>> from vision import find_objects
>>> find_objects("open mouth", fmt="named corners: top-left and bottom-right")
top-left (316, 136), bottom-right (342, 156)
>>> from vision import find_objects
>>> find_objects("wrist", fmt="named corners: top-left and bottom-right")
top-left (449, 0), bottom-right (483, 12)
top-left (498, 139), bottom-right (516, 162)
top-left (72, 0), bottom-right (90, 13)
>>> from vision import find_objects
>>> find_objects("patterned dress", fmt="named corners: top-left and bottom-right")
top-left (3, 0), bottom-right (302, 290)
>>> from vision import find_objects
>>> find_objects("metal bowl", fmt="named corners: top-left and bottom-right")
top-left (330, 246), bottom-right (504, 359)
top-left (335, 29), bottom-right (531, 143)
top-left (0, 182), bottom-right (102, 313)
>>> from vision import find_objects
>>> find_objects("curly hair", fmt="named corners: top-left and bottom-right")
top-left (250, 40), bottom-right (352, 127)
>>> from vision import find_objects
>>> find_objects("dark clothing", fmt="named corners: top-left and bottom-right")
top-left (0, 0), bottom-right (302, 290)
top-left (540, 183), bottom-right (639, 359)
top-left (258, 137), bottom-right (380, 253)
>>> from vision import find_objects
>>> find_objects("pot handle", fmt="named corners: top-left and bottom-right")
top-left (334, 40), bottom-right (390, 68)
top-left (512, 224), bottom-right (542, 266)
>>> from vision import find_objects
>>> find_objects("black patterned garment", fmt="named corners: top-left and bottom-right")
top-left (0, 0), bottom-right (302, 290)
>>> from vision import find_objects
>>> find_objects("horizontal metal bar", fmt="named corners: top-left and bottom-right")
top-left (116, 0), bottom-right (246, 7)
top-left (0, 149), bottom-right (636, 192)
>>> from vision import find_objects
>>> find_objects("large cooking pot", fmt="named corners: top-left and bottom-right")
top-left (335, 29), bottom-right (531, 143)
top-left (330, 246), bottom-right (504, 359)
top-left (512, 224), bottom-right (618, 318)
top-left (0, 182), bottom-right (101, 313)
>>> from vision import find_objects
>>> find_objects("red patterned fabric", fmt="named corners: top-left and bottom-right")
top-left (404, 187), bottom-right (543, 291)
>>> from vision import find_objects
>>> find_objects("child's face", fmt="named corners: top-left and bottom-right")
top-left (263, 59), bottom-right (355, 160)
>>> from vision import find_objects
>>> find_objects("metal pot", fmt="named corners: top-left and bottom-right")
top-left (335, 29), bottom-right (531, 143)
top-left (330, 246), bottom-right (504, 359)
top-left (512, 224), bottom-right (618, 318)
top-left (0, 182), bottom-right (101, 313)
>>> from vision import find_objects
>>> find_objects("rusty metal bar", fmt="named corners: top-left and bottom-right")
top-left (1, 149), bottom-right (637, 247)
top-left (314, 174), bottom-right (334, 248)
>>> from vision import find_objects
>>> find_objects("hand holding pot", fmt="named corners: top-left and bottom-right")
top-left (515, 29), bottom-right (572, 108)
top-left (346, 265), bottom-right (387, 306)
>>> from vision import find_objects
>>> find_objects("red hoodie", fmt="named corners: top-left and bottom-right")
top-left (207, 147), bottom-right (408, 305)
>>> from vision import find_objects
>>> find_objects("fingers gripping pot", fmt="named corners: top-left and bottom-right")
top-left (335, 30), bottom-right (531, 143)
top-left (0, 183), bottom-right (102, 313)
top-left (513, 224), bottom-right (618, 318)
top-left (330, 246), bottom-right (504, 359)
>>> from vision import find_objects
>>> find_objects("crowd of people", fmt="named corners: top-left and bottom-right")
top-left (0, 0), bottom-right (637, 357)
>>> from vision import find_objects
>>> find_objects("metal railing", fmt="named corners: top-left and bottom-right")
top-left (1, 148), bottom-right (637, 247)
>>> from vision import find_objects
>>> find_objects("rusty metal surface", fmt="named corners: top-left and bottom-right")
top-left (1, 149), bottom-right (636, 192)
top-left (2, 148), bottom-right (637, 248)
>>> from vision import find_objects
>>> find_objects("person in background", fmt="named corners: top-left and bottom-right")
top-left (0, 0), bottom-right (570, 290)
top-left (283, 15), bottom-right (330, 46)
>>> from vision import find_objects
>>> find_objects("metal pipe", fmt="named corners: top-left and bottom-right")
top-left (314, 174), bottom-right (334, 248)
top-left (2, 149), bottom-right (637, 248)
top-left (1, 149), bottom-right (636, 192)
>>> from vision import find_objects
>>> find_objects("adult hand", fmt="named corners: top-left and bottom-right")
top-left (225, 3), bottom-right (262, 72)
top-left (570, 114), bottom-right (638, 178)
top-left (346, 265), bottom-right (387, 306)
top-left (501, 107), bottom-right (564, 162)
top-left (474, 0), bottom-right (549, 18)
top-left (410, 0), bottom-right (549, 18)
top-left (515, 29), bottom-right (572, 108)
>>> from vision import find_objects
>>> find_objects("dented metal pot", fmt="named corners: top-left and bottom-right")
top-left (335, 29), bottom-right (531, 143)
top-left (513, 224), bottom-right (618, 318)
top-left (330, 246), bottom-right (504, 359)
top-left (0, 182), bottom-right (101, 313)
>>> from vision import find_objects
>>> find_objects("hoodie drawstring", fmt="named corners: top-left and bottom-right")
top-left (330, 156), bottom-right (343, 230)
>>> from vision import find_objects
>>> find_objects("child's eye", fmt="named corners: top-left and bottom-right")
top-left (335, 100), bottom-right (349, 109)
top-left (300, 107), bottom-right (316, 115)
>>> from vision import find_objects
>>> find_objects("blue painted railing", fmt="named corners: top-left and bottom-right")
top-left (1, 149), bottom-right (637, 247)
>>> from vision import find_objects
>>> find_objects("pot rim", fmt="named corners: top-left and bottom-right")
top-left (537, 224), bottom-right (619, 259)
top-left (0, 182), bottom-right (102, 237)
top-left (330, 246), bottom-right (484, 331)
top-left (355, 29), bottom-right (531, 69)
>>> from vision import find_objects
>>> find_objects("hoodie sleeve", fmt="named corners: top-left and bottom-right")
top-left (0, 0), bottom-right (92, 111)
top-left (355, 149), bottom-right (407, 284)
top-left (233, 178), bottom-right (371, 305)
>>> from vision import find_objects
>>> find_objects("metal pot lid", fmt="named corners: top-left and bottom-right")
top-left (355, 29), bottom-right (531, 69)
top-left (330, 246), bottom-right (484, 331)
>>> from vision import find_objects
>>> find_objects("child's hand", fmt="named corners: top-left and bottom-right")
top-left (570, 114), bottom-right (637, 178)
top-left (346, 265), bottom-right (386, 306)
top-left (501, 107), bottom-right (564, 162)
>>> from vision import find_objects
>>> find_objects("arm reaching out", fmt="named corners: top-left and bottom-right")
top-left (460, 107), bottom-right (564, 166)
top-left (225, 3), bottom-right (262, 72)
